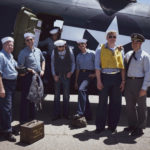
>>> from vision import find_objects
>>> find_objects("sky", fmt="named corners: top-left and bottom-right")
top-left (138, 0), bottom-right (150, 4)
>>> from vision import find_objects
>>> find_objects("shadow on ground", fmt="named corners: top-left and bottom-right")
top-left (72, 129), bottom-right (139, 144)
top-left (11, 92), bottom-right (150, 145)
top-left (12, 93), bottom-right (150, 127)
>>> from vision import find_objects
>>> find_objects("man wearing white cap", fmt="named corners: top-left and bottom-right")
top-left (18, 32), bottom-right (45, 124)
top-left (38, 27), bottom-right (60, 85)
top-left (0, 37), bottom-right (18, 142)
top-left (73, 39), bottom-right (95, 121)
top-left (38, 27), bottom-right (60, 56)
top-left (51, 39), bottom-right (75, 120)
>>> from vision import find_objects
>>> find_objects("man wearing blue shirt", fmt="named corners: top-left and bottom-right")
top-left (38, 27), bottom-right (60, 85)
top-left (51, 40), bottom-right (75, 120)
top-left (124, 33), bottom-right (150, 136)
top-left (74, 39), bottom-right (95, 121)
top-left (18, 32), bottom-right (45, 124)
top-left (95, 30), bottom-right (125, 134)
top-left (0, 37), bottom-right (18, 142)
top-left (38, 27), bottom-right (60, 56)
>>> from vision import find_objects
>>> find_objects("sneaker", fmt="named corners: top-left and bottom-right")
top-left (4, 132), bottom-right (16, 142)
top-left (131, 128), bottom-right (144, 136)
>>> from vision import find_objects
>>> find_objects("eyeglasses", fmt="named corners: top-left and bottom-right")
top-left (108, 35), bottom-right (116, 39)
top-left (26, 38), bottom-right (33, 42)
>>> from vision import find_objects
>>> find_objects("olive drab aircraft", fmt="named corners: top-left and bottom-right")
top-left (0, 0), bottom-right (150, 94)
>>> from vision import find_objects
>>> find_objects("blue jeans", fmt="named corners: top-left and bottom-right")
top-left (20, 73), bottom-right (35, 124)
top-left (77, 71), bottom-right (93, 119)
top-left (0, 79), bottom-right (16, 132)
top-left (53, 75), bottom-right (70, 117)
top-left (95, 73), bottom-right (122, 130)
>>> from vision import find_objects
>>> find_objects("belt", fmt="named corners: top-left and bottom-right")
top-left (102, 71), bottom-right (120, 75)
top-left (80, 69), bottom-right (94, 73)
top-left (2, 78), bottom-right (17, 81)
top-left (127, 77), bottom-right (144, 79)
top-left (55, 73), bottom-right (67, 76)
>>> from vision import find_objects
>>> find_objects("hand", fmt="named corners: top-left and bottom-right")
top-left (27, 68), bottom-right (36, 74)
top-left (97, 81), bottom-right (104, 91)
top-left (40, 70), bottom-right (44, 77)
top-left (120, 81), bottom-right (125, 92)
top-left (0, 88), bottom-right (5, 98)
top-left (74, 82), bottom-right (78, 90)
top-left (88, 73), bottom-right (96, 79)
top-left (139, 89), bottom-right (147, 97)
top-left (54, 75), bottom-right (59, 82)
top-left (67, 72), bottom-right (72, 78)
top-left (118, 46), bottom-right (123, 51)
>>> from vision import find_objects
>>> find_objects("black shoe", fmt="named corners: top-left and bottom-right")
top-left (0, 131), bottom-right (4, 137)
top-left (12, 128), bottom-right (20, 136)
top-left (107, 127), bottom-right (117, 134)
top-left (72, 114), bottom-right (83, 120)
top-left (4, 132), bottom-right (16, 142)
top-left (131, 128), bottom-right (144, 136)
top-left (52, 115), bottom-right (61, 121)
top-left (94, 128), bottom-right (105, 134)
top-left (63, 115), bottom-right (71, 120)
top-left (124, 126), bottom-right (136, 132)
top-left (85, 116), bottom-right (93, 121)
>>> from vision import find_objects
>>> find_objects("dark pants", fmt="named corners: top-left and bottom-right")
top-left (20, 73), bottom-right (35, 124)
top-left (95, 73), bottom-right (122, 130)
top-left (77, 71), bottom-right (93, 119)
top-left (0, 79), bottom-right (16, 132)
top-left (42, 52), bottom-right (51, 84)
top-left (53, 75), bottom-right (70, 117)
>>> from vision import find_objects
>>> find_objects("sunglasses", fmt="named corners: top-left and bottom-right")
top-left (26, 38), bottom-right (33, 42)
top-left (108, 35), bottom-right (116, 39)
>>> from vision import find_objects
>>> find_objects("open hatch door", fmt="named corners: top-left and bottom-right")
top-left (13, 7), bottom-right (42, 58)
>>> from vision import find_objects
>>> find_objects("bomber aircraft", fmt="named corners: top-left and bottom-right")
top-left (0, 0), bottom-right (150, 94)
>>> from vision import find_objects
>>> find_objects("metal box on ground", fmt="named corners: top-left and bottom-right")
top-left (20, 120), bottom-right (44, 144)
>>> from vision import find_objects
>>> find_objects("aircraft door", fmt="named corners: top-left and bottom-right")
top-left (13, 7), bottom-right (42, 58)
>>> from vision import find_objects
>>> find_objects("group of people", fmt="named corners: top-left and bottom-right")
top-left (94, 32), bottom-right (150, 138)
top-left (0, 32), bottom-right (45, 142)
top-left (0, 28), bottom-right (150, 143)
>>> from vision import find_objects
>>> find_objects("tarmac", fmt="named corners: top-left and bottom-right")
top-left (0, 94), bottom-right (150, 150)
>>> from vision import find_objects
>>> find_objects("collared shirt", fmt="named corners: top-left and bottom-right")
top-left (18, 46), bottom-right (45, 73)
top-left (125, 49), bottom-right (150, 90)
top-left (76, 49), bottom-right (95, 70)
top-left (95, 43), bottom-right (124, 73)
top-left (0, 49), bottom-right (18, 80)
top-left (51, 48), bottom-right (75, 76)
top-left (38, 37), bottom-right (54, 55)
